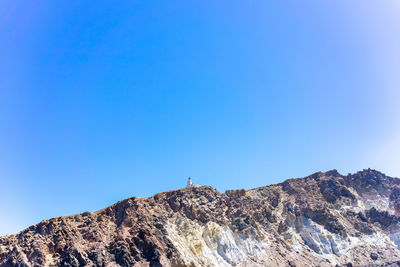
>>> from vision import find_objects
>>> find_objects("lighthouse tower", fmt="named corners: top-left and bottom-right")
top-left (187, 177), bottom-right (193, 188)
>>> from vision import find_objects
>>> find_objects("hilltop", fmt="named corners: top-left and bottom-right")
top-left (1, 169), bottom-right (400, 266)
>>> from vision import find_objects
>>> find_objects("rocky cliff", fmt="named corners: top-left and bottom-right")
top-left (1, 169), bottom-right (400, 267)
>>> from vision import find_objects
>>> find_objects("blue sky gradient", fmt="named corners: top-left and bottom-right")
top-left (1, 1), bottom-right (400, 235)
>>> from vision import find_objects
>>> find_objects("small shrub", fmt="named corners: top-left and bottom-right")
top-left (225, 189), bottom-right (246, 198)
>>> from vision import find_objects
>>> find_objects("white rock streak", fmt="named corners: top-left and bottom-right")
top-left (165, 217), bottom-right (267, 266)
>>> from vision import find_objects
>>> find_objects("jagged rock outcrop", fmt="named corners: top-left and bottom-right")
top-left (1, 169), bottom-right (400, 266)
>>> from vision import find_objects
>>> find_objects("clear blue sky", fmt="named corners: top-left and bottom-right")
top-left (1, 1), bottom-right (400, 235)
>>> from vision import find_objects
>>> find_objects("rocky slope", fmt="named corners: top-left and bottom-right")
top-left (1, 169), bottom-right (400, 267)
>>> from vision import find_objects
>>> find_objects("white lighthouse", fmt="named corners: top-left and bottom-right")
top-left (186, 177), bottom-right (200, 188)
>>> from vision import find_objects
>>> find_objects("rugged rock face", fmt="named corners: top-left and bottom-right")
top-left (1, 169), bottom-right (400, 267)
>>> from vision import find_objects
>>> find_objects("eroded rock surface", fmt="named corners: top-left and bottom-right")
top-left (1, 169), bottom-right (400, 266)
